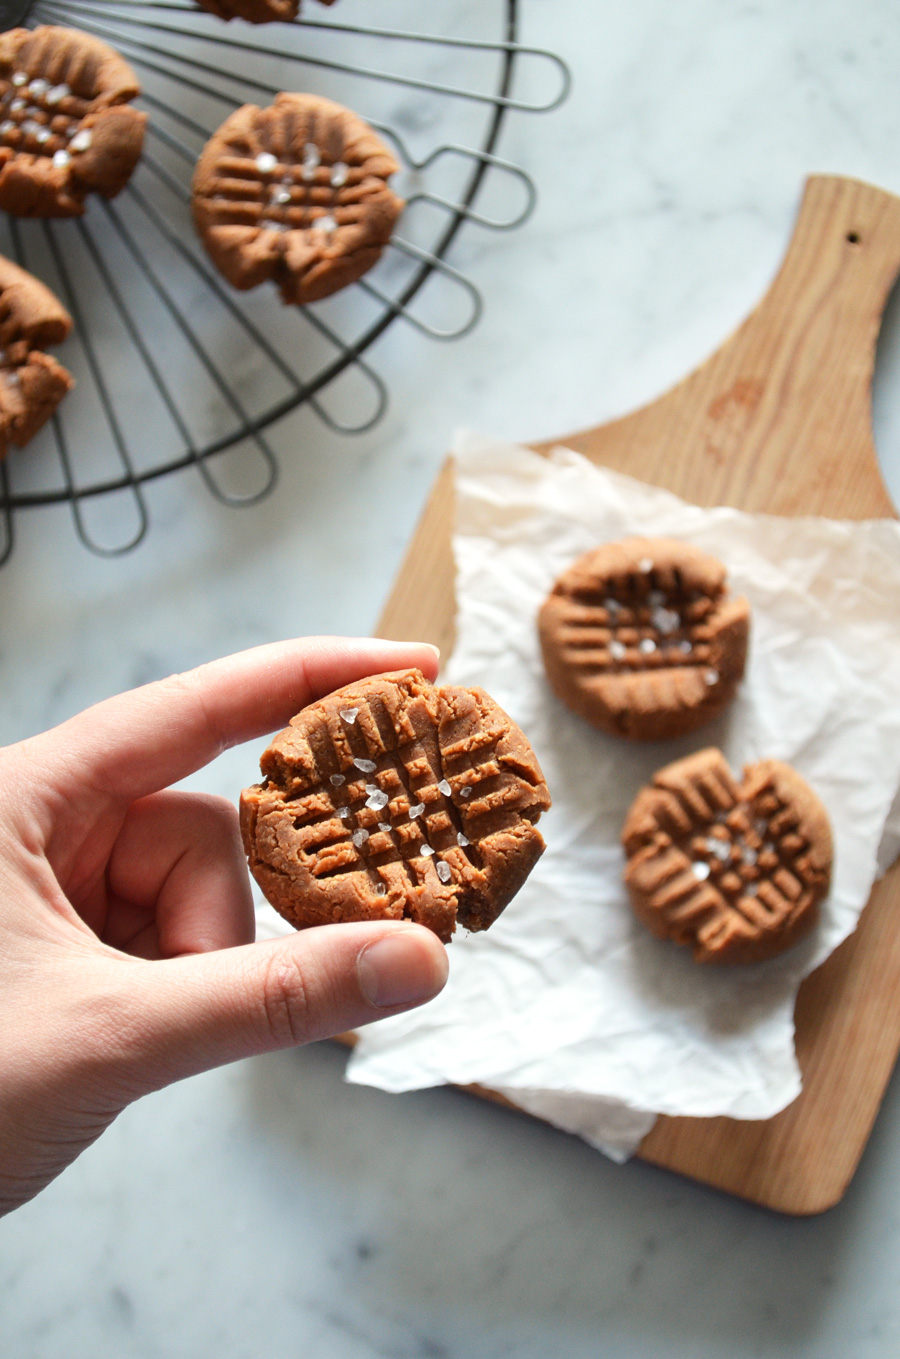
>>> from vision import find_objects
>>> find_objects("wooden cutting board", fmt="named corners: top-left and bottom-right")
top-left (373, 175), bottom-right (900, 1215)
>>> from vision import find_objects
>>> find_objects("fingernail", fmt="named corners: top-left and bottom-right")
top-left (357, 930), bottom-right (448, 1009)
top-left (424, 643), bottom-right (441, 660)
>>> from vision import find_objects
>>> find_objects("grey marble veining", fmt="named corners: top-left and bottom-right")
top-left (3, 1), bottom-right (900, 1355)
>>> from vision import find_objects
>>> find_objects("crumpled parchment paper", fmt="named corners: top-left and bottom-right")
top-left (332, 431), bottom-right (900, 1160)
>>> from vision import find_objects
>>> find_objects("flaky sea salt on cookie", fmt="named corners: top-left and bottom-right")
top-left (192, 92), bottom-right (403, 306)
top-left (622, 748), bottom-right (832, 964)
top-left (240, 669), bottom-right (551, 944)
top-left (538, 537), bottom-right (750, 740)
top-left (0, 26), bottom-right (145, 217)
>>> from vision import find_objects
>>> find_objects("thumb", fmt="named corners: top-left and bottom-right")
top-left (98, 922), bottom-right (448, 1095)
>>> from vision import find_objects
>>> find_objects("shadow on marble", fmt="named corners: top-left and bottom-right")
top-left (240, 1036), bottom-right (888, 1356)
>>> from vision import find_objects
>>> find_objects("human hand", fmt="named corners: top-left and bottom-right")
top-left (0, 637), bottom-right (448, 1216)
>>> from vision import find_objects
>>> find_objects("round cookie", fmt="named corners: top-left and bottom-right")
top-left (240, 668), bottom-right (551, 944)
top-left (538, 537), bottom-right (750, 740)
top-left (195, 0), bottom-right (336, 23)
top-left (192, 93), bottom-right (404, 306)
top-left (621, 747), bottom-right (832, 964)
top-left (0, 252), bottom-right (74, 457)
top-left (0, 27), bottom-right (146, 218)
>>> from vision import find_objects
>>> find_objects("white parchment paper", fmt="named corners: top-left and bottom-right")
top-left (339, 431), bottom-right (900, 1159)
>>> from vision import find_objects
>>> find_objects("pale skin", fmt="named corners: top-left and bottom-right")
top-left (0, 636), bottom-right (449, 1217)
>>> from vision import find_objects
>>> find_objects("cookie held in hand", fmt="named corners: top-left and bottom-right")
top-left (622, 748), bottom-right (832, 964)
top-left (240, 669), bottom-right (551, 943)
top-left (538, 537), bottom-right (750, 740)
top-left (0, 26), bottom-right (145, 217)
top-left (0, 253), bottom-right (74, 457)
top-left (192, 93), bottom-right (403, 305)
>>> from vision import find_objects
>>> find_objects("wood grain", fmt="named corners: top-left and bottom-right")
top-left (375, 176), bottom-right (900, 1215)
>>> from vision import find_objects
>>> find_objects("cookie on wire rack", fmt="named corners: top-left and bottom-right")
top-left (0, 253), bottom-right (74, 458)
top-left (240, 668), bottom-right (552, 944)
top-left (622, 747), bottom-right (832, 964)
top-left (192, 92), bottom-right (404, 306)
top-left (0, 27), bottom-right (145, 217)
top-left (538, 537), bottom-right (750, 740)
top-left (195, 0), bottom-right (336, 24)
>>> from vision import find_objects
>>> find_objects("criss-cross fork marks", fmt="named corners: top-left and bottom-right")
top-left (556, 578), bottom-right (719, 677)
top-left (0, 70), bottom-right (91, 160)
top-left (279, 698), bottom-right (523, 896)
top-left (628, 762), bottom-right (818, 957)
top-left (203, 109), bottom-right (360, 236)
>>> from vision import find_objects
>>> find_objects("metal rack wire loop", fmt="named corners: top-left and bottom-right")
top-left (0, 0), bottom-right (569, 556)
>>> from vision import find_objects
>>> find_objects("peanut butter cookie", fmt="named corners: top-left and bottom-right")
top-left (0, 27), bottom-right (145, 217)
top-left (240, 668), bottom-right (551, 943)
top-left (0, 253), bottom-right (73, 457)
top-left (192, 93), bottom-right (403, 305)
top-left (538, 537), bottom-right (750, 740)
top-left (195, 0), bottom-right (336, 24)
top-left (622, 748), bottom-right (832, 964)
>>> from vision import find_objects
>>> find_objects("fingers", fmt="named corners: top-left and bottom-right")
top-left (93, 922), bottom-right (449, 1095)
top-left (28, 637), bottom-right (440, 806)
top-left (103, 791), bottom-right (253, 958)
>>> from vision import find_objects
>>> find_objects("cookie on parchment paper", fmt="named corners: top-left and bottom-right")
top-left (240, 668), bottom-right (551, 944)
top-left (192, 93), bottom-right (403, 306)
top-left (538, 537), bottom-right (750, 741)
top-left (621, 748), bottom-right (832, 965)
top-left (0, 253), bottom-right (74, 457)
top-left (0, 27), bottom-right (145, 217)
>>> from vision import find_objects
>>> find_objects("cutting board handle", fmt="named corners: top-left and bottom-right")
top-left (556, 176), bottom-right (900, 518)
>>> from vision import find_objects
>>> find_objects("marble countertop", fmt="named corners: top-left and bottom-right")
top-left (4, 1), bottom-right (900, 1355)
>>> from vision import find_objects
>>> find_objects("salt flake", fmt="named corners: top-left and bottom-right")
top-left (436, 861), bottom-right (452, 883)
top-left (351, 828), bottom-right (369, 848)
top-left (69, 128), bottom-right (92, 153)
top-left (353, 757), bottom-right (377, 774)
top-left (339, 707), bottom-right (359, 724)
top-left (437, 779), bottom-right (451, 796)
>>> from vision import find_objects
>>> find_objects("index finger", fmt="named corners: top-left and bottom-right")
top-left (26, 636), bottom-right (441, 804)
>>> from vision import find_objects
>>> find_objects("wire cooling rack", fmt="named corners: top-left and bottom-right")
top-left (0, 0), bottom-right (568, 559)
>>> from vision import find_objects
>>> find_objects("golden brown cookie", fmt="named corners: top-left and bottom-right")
top-left (192, 93), bottom-right (404, 306)
top-left (538, 537), bottom-right (750, 740)
top-left (621, 748), bottom-right (832, 964)
top-left (195, 0), bottom-right (336, 23)
top-left (0, 253), bottom-right (73, 457)
top-left (240, 668), bottom-right (551, 943)
top-left (0, 27), bottom-right (145, 218)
